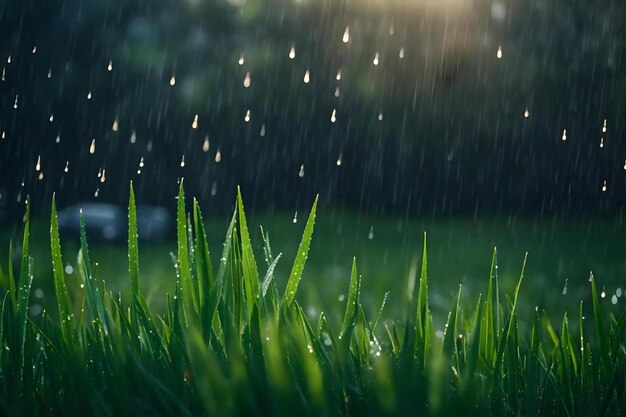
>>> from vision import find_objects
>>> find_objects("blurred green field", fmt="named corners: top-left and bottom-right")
top-left (1, 208), bottom-right (625, 328)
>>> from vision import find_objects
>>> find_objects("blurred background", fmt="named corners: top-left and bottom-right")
top-left (0, 0), bottom-right (625, 324)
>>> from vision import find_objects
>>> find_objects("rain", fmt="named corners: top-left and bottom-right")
top-left (0, 0), bottom-right (625, 343)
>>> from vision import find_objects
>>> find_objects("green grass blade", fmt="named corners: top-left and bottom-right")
top-left (206, 211), bottom-right (237, 330)
top-left (415, 232), bottom-right (429, 352)
top-left (340, 257), bottom-right (360, 339)
top-left (443, 285), bottom-right (461, 358)
top-left (177, 180), bottom-right (198, 318)
top-left (128, 182), bottom-right (140, 297)
top-left (193, 198), bottom-right (214, 309)
top-left (261, 253), bottom-right (282, 297)
top-left (590, 272), bottom-right (609, 374)
top-left (50, 194), bottom-right (74, 341)
top-left (282, 195), bottom-right (318, 307)
top-left (79, 211), bottom-right (109, 337)
top-left (236, 187), bottom-right (260, 318)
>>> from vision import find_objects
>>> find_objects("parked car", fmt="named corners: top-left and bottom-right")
top-left (57, 203), bottom-right (171, 243)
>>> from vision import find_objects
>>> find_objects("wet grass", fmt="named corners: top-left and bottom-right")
top-left (0, 183), bottom-right (625, 416)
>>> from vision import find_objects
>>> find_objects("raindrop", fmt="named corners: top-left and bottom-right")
top-left (562, 278), bottom-right (568, 295)
top-left (192, 114), bottom-right (199, 129)
top-left (89, 139), bottom-right (96, 154)
top-left (601, 286), bottom-right (606, 298)
top-left (399, 47), bottom-right (405, 59)
top-left (524, 109), bottom-right (529, 118)
top-left (94, 188), bottom-right (99, 198)
top-left (32, 46), bottom-right (37, 54)
top-left (336, 70), bottom-right (342, 81)
top-left (600, 138), bottom-right (604, 148)
top-left (169, 75), bottom-right (176, 86)
top-left (202, 136), bottom-right (210, 152)
top-left (334, 86), bottom-right (340, 97)
top-left (112, 118), bottom-right (119, 132)
top-left (289, 46), bottom-right (296, 59)
top-left (1, 131), bottom-right (5, 140)
top-left (38, 171), bottom-right (44, 181)
top-left (373, 52), bottom-right (380, 66)
top-left (55, 134), bottom-right (60, 143)
top-left (617, 288), bottom-right (622, 297)
top-left (244, 109), bottom-right (251, 122)
top-left (299, 165), bottom-right (305, 177)
top-left (561, 129), bottom-right (567, 141)
top-left (623, 160), bottom-right (625, 170)
top-left (64, 161), bottom-right (69, 172)
top-left (336, 154), bottom-right (342, 166)
top-left (303, 70), bottom-right (310, 83)
top-left (139, 157), bottom-right (144, 168)
top-left (180, 155), bottom-right (185, 167)
top-left (1, 67), bottom-right (5, 81)
top-left (7, 55), bottom-right (11, 64)
top-left (130, 131), bottom-right (137, 144)
top-left (260, 124), bottom-right (266, 136)
top-left (215, 149), bottom-right (222, 162)
top-left (368, 226), bottom-right (374, 240)
top-left (107, 60), bottom-right (113, 71)
top-left (211, 181), bottom-right (217, 196)
top-left (602, 180), bottom-right (607, 192)
top-left (47, 68), bottom-right (52, 78)
top-left (87, 91), bottom-right (92, 100)
top-left (342, 26), bottom-right (350, 43)
top-left (378, 112), bottom-right (383, 121)
top-left (100, 169), bottom-right (106, 183)
top-left (49, 114), bottom-right (54, 122)
top-left (612, 295), bottom-right (618, 305)
top-left (13, 95), bottom-right (18, 109)
top-left (243, 72), bottom-right (251, 88)
top-left (602, 119), bottom-right (607, 133)
top-left (35, 155), bottom-right (41, 172)
top-left (293, 211), bottom-right (298, 223)
top-left (496, 45), bottom-right (503, 59)
top-left (238, 54), bottom-right (245, 65)
top-left (331, 108), bottom-right (337, 123)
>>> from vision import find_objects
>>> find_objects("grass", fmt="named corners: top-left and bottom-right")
top-left (0, 182), bottom-right (625, 416)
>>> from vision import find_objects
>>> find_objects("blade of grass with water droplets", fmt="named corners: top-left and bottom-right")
top-left (282, 195), bottom-right (318, 307)
top-left (128, 182), bottom-right (140, 298)
top-left (236, 187), bottom-right (260, 319)
top-left (51, 195), bottom-right (73, 342)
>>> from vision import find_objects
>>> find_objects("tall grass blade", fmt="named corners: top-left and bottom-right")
top-left (50, 194), bottom-right (74, 341)
top-left (236, 187), bottom-right (260, 318)
top-left (128, 182), bottom-right (140, 297)
top-left (282, 195), bottom-right (318, 307)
